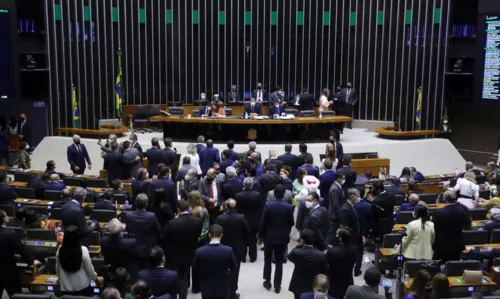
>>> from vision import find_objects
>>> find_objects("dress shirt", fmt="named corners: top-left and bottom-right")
top-left (209, 240), bottom-right (221, 245)
top-left (211, 179), bottom-right (218, 206)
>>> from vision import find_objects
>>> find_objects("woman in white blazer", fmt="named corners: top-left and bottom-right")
top-left (402, 205), bottom-right (435, 260)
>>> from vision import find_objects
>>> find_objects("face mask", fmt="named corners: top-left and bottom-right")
top-left (275, 104), bottom-right (279, 108)
top-left (341, 179), bottom-right (346, 185)
top-left (215, 169), bottom-right (220, 175)
top-left (305, 201), bottom-right (314, 209)
top-left (185, 175), bottom-right (193, 181)
top-left (314, 291), bottom-right (328, 299)
top-left (207, 177), bottom-right (215, 182)
top-left (25, 144), bottom-right (30, 150)
top-left (232, 88), bottom-right (236, 91)
top-left (443, 120), bottom-right (448, 124)
top-left (20, 117), bottom-right (25, 122)
top-left (201, 95), bottom-right (206, 99)
top-left (74, 140), bottom-right (80, 145)
top-left (347, 85), bottom-right (352, 88)
top-left (356, 197), bottom-right (362, 203)
top-left (280, 173), bottom-right (288, 180)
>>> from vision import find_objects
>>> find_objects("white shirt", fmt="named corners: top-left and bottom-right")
top-left (211, 179), bottom-right (219, 206)
top-left (257, 90), bottom-right (263, 101)
top-left (209, 240), bottom-right (221, 245)
top-left (452, 178), bottom-right (479, 208)
top-left (184, 153), bottom-right (201, 175)
top-left (319, 158), bottom-right (338, 174)
top-left (319, 95), bottom-right (329, 109)
top-left (56, 246), bottom-right (97, 292)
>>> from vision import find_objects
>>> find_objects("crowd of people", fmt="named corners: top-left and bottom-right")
top-left (2, 132), bottom-right (500, 299)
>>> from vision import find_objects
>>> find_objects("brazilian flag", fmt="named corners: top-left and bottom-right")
top-left (115, 48), bottom-right (123, 118)
top-left (415, 87), bottom-right (422, 130)
top-left (72, 85), bottom-right (80, 128)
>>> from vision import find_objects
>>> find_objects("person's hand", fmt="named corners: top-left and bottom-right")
top-left (362, 236), bottom-right (366, 245)
top-left (88, 164), bottom-right (92, 170)
top-left (135, 156), bottom-right (141, 161)
top-left (97, 141), bottom-right (103, 146)
top-left (33, 260), bottom-right (41, 266)
top-left (74, 166), bottom-right (80, 171)
top-left (328, 244), bottom-right (333, 248)
top-left (180, 180), bottom-right (185, 189)
top-left (19, 135), bottom-right (23, 139)
top-left (209, 198), bottom-right (216, 203)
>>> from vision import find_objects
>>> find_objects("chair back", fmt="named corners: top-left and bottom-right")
top-left (85, 231), bottom-right (101, 246)
top-left (299, 110), bottom-right (315, 117)
top-left (12, 294), bottom-right (54, 299)
top-left (445, 260), bottom-right (480, 276)
top-left (0, 204), bottom-right (15, 216)
top-left (149, 104), bottom-right (161, 116)
top-left (86, 179), bottom-right (107, 188)
top-left (113, 193), bottom-right (127, 204)
top-left (44, 190), bottom-right (62, 202)
top-left (493, 257), bottom-right (500, 266)
top-left (192, 110), bottom-right (200, 117)
top-left (63, 177), bottom-right (84, 187)
top-left (91, 258), bottom-right (108, 276)
top-left (469, 208), bottom-right (487, 221)
top-left (49, 208), bottom-right (63, 220)
top-left (46, 256), bottom-right (57, 274)
top-left (419, 193), bottom-right (438, 205)
top-left (134, 105), bottom-right (149, 119)
top-left (6, 226), bottom-right (25, 239)
top-left (404, 260), bottom-right (440, 278)
top-left (491, 229), bottom-right (500, 244)
top-left (321, 111), bottom-right (336, 117)
top-left (84, 192), bottom-right (95, 203)
top-left (382, 233), bottom-right (403, 248)
top-left (15, 187), bottom-right (36, 199)
top-left (479, 190), bottom-right (491, 200)
top-left (476, 175), bottom-right (487, 185)
top-left (223, 108), bottom-right (232, 116)
top-left (14, 172), bottom-right (33, 183)
top-left (91, 209), bottom-right (117, 222)
top-left (284, 109), bottom-right (298, 116)
top-left (394, 195), bottom-right (405, 206)
top-left (26, 229), bottom-right (57, 241)
top-left (169, 107), bottom-right (184, 116)
top-left (24, 205), bottom-right (49, 216)
top-left (396, 211), bottom-right (415, 224)
top-left (61, 296), bottom-right (97, 299)
top-left (462, 229), bottom-right (489, 245)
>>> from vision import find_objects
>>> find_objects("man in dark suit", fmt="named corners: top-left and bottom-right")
top-left (278, 144), bottom-right (299, 178)
top-left (259, 163), bottom-right (281, 202)
top-left (226, 140), bottom-right (239, 161)
top-left (0, 130), bottom-right (9, 166)
top-left (0, 172), bottom-right (17, 206)
top-left (132, 168), bottom-right (151, 200)
top-left (249, 152), bottom-right (265, 177)
top-left (341, 189), bottom-right (364, 276)
top-left (104, 143), bottom-right (137, 182)
top-left (341, 82), bottom-right (358, 127)
top-left (252, 82), bottom-right (269, 103)
top-left (242, 97), bottom-right (263, 117)
top-left (180, 169), bottom-right (200, 200)
top-left (371, 180), bottom-right (395, 241)
top-left (264, 150), bottom-right (284, 173)
top-left (101, 218), bottom-right (139, 280)
top-left (410, 167), bottom-right (425, 182)
top-left (98, 134), bottom-right (120, 154)
top-left (0, 210), bottom-right (40, 297)
top-left (245, 141), bottom-right (262, 162)
top-left (145, 138), bottom-right (165, 178)
top-left (45, 174), bottom-right (66, 191)
top-left (176, 157), bottom-right (193, 182)
top-left (288, 229), bottom-right (327, 299)
top-left (94, 190), bottom-right (118, 211)
top-left (66, 134), bottom-right (92, 174)
top-left (269, 101), bottom-right (285, 117)
top-left (110, 179), bottom-right (131, 203)
top-left (126, 193), bottom-right (161, 268)
top-left (219, 150), bottom-right (235, 175)
top-left (327, 174), bottom-right (346, 243)
top-left (52, 188), bottom-right (72, 209)
top-left (60, 187), bottom-right (96, 234)
top-left (258, 184), bottom-right (294, 293)
top-left (160, 200), bottom-right (203, 299)
top-left (28, 173), bottom-right (49, 199)
top-left (336, 155), bottom-right (357, 195)
top-left (344, 267), bottom-right (393, 299)
top-left (139, 246), bottom-right (180, 298)
top-left (297, 156), bottom-right (320, 178)
top-left (299, 89), bottom-right (315, 111)
top-left (199, 168), bottom-right (224, 224)
top-left (199, 103), bottom-right (213, 117)
top-left (384, 176), bottom-right (405, 197)
top-left (221, 167), bottom-right (243, 202)
top-left (433, 190), bottom-right (470, 262)
top-left (303, 192), bottom-right (330, 251)
top-left (17, 113), bottom-right (32, 147)
top-left (163, 138), bottom-right (178, 176)
top-left (328, 132), bottom-right (344, 168)
top-left (227, 85), bottom-right (240, 102)
top-left (319, 159), bottom-right (336, 202)
top-left (326, 228), bottom-right (357, 299)
top-left (199, 140), bottom-right (221, 176)
top-left (150, 166), bottom-right (178, 216)
top-left (129, 133), bottom-right (143, 156)
top-left (297, 143), bottom-right (313, 167)
top-left (216, 200), bottom-right (250, 299)
top-left (234, 178), bottom-right (263, 262)
top-left (195, 136), bottom-right (206, 154)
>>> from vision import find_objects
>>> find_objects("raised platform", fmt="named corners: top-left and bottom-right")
top-left (375, 126), bottom-right (440, 139)
top-left (57, 125), bottom-right (128, 137)
top-left (31, 128), bottom-right (465, 177)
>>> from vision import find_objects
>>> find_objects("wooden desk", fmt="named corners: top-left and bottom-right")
top-left (392, 219), bottom-right (489, 232)
top-left (394, 203), bottom-right (445, 211)
top-left (403, 276), bottom-right (496, 293)
top-left (149, 115), bottom-right (353, 125)
top-left (463, 244), bottom-right (500, 254)
top-left (57, 126), bottom-right (128, 137)
top-left (31, 274), bottom-right (103, 293)
top-left (425, 173), bottom-right (456, 180)
top-left (490, 266), bottom-right (500, 284)
top-left (0, 166), bottom-right (98, 179)
top-left (8, 181), bottom-right (28, 187)
top-left (401, 182), bottom-right (444, 195)
top-left (351, 158), bottom-right (390, 176)
top-left (14, 198), bottom-right (131, 211)
top-left (376, 126), bottom-right (440, 139)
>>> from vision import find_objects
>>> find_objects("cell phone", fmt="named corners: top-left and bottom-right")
top-left (46, 277), bottom-right (59, 283)
top-left (33, 241), bottom-right (42, 246)
top-left (468, 286), bottom-right (474, 292)
top-left (482, 278), bottom-right (488, 283)
top-left (379, 279), bottom-right (393, 287)
top-left (90, 281), bottom-right (96, 287)
top-left (47, 286), bottom-right (54, 291)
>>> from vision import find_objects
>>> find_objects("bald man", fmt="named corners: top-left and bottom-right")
top-left (199, 168), bottom-right (224, 225)
top-left (216, 199), bottom-right (251, 299)
top-left (397, 194), bottom-right (423, 212)
top-left (44, 174), bottom-right (66, 191)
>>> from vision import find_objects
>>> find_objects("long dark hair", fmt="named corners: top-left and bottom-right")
top-left (431, 273), bottom-right (451, 299)
top-left (409, 270), bottom-right (431, 298)
top-left (400, 167), bottom-right (411, 179)
top-left (109, 267), bottom-right (131, 295)
top-left (150, 189), bottom-right (174, 225)
top-left (414, 205), bottom-right (430, 230)
top-left (58, 225), bottom-right (83, 273)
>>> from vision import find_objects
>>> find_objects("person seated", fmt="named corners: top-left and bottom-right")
top-left (344, 267), bottom-right (393, 299)
top-left (242, 97), bottom-right (263, 117)
top-left (106, 268), bottom-right (134, 299)
top-left (7, 207), bottom-right (26, 228)
top-left (28, 173), bottom-right (50, 199)
top-left (199, 102), bottom-right (213, 117)
top-left (439, 116), bottom-right (452, 136)
top-left (399, 167), bottom-right (412, 183)
top-left (384, 176), bottom-right (405, 197)
top-left (211, 100), bottom-right (226, 118)
top-left (0, 171), bottom-right (17, 206)
top-left (408, 182), bottom-right (424, 195)
top-left (131, 280), bottom-right (172, 299)
top-left (84, 205), bottom-right (101, 233)
top-left (24, 209), bottom-right (42, 229)
top-left (410, 167), bottom-right (425, 182)
top-left (460, 161), bottom-right (483, 178)
top-left (45, 174), bottom-right (66, 192)
top-left (398, 194), bottom-right (425, 212)
top-left (355, 171), bottom-right (372, 185)
top-left (95, 190), bottom-right (118, 211)
top-left (52, 188), bottom-right (73, 209)
top-left (269, 100), bottom-right (285, 118)
top-left (45, 160), bottom-right (64, 176)
top-left (430, 273), bottom-right (451, 299)
top-left (298, 274), bottom-right (335, 299)
top-left (485, 208), bottom-right (500, 234)
top-left (111, 179), bottom-right (131, 203)
top-left (138, 246), bottom-right (180, 298)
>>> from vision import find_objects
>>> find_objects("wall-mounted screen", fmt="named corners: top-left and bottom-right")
top-left (482, 15), bottom-right (500, 100)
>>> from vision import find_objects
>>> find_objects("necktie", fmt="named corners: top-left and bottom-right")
top-left (210, 183), bottom-right (215, 208)
top-left (76, 144), bottom-right (81, 152)
top-left (251, 104), bottom-right (254, 112)
top-left (334, 142), bottom-right (337, 157)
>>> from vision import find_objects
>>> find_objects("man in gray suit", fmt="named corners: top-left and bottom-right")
top-left (122, 140), bottom-right (141, 178)
top-left (180, 168), bottom-right (199, 200)
top-left (344, 267), bottom-right (393, 299)
top-left (267, 186), bottom-right (293, 204)
top-left (199, 168), bottom-right (223, 225)
top-left (327, 173), bottom-right (345, 245)
top-left (98, 134), bottom-right (120, 154)
top-left (175, 156), bottom-right (193, 182)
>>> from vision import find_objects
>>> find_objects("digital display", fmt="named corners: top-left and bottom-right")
top-left (482, 15), bottom-right (500, 100)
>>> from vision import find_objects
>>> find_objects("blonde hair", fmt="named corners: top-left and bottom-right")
top-left (187, 190), bottom-right (203, 207)
top-left (464, 170), bottom-right (476, 183)
top-left (187, 143), bottom-right (197, 156)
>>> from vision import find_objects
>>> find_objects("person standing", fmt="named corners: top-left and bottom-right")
top-left (401, 205), bottom-right (435, 260)
top-left (17, 113), bottom-right (32, 147)
top-left (278, 144), bottom-right (299, 178)
top-left (319, 159), bottom-right (336, 201)
top-left (302, 192), bottom-right (330, 251)
top-left (326, 228), bottom-right (357, 299)
top-left (327, 173), bottom-right (346, 242)
top-left (60, 187), bottom-right (96, 234)
top-left (288, 229), bottom-right (328, 299)
top-left (336, 155), bottom-right (357, 195)
top-left (299, 89), bottom-right (315, 111)
top-left (150, 166), bottom-right (178, 217)
top-left (216, 199), bottom-right (251, 299)
top-left (234, 178), bottom-right (263, 262)
top-left (193, 224), bottom-right (237, 299)
top-left (199, 168), bottom-right (224, 225)
top-left (328, 132), bottom-right (344, 168)
top-left (451, 170), bottom-right (479, 209)
top-left (227, 85), bottom-right (240, 102)
top-left (341, 189), bottom-right (364, 277)
top-left (122, 141), bottom-right (142, 179)
top-left (259, 163), bottom-right (281, 202)
top-left (144, 138), bottom-right (165, 178)
top-left (221, 167), bottom-right (243, 202)
top-left (67, 134), bottom-right (92, 174)
top-left (252, 82), bottom-right (269, 102)
top-left (258, 184), bottom-right (294, 293)
top-left (298, 274), bottom-right (336, 299)
top-left (0, 209), bottom-right (40, 297)
top-left (199, 140), bottom-right (221, 176)
top-left (342, 82), bottom-right (358, 127)
top-left (318, 89), bottom-right (333, 111)
top-left (138, 246), bottom-right (180, 298)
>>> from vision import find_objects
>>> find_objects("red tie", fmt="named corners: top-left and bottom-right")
top-left (210, 184), bottom-right (215, 208)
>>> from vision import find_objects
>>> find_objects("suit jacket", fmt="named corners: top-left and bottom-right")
top-left (288, 245), bottom-right (327, 296)
top-left (254, 162), bottom-right (265, 177)
top-left (485, 220), bottom-right (500, 234)
top-left (94, 200), bottom-right (117, 211)
top-left (193, 243), bottom-right (237, 299)
top-left (160, 213), bottom-right (203, 267)
top-left (221, 178), bottom-right (243, 201)
top-left (0, 184), bottom-right (17, 206)
top-left (45, 181), bottom-right (66, 192)
top-left (259, 200), bottom-right (294, 245)
top-left (219, 159), bottom-right (234, 175)
top-left (336, 166), bottom-right (357, 192)
top-left (355, 199), bottom-right (373, 237)
top-left (17, 120), bottom-right (32, 144)
top-left (384, 185), bottom-right (405, 197)
top-left (342, 88), bottom-right (359, 105)
top-left (180, 178), bottom-right (199, 200)
top-left (195, 143), bottom-right (206, 155)
top-left (103, 152), bottom-right (129, 181)
top-left (263, 158), bottom-right (284, 173)
top-left (303, 206), bottom-right (331, 250)
top-left (132, 178), bottom-right (150, 199)
top-left (252, 89), bottom-right (269, 102)
top-left (297, 164), bottom-right (320, 178)
top-left (299, 292), bottom-right (335, 299)
top-left (433, 204), bottom-right (470, 255)
top-left (269, 105), bottom-right (285, 117)
top-left (199, 177), bottom-right (223, 206)
top-left (138, 267), bottom-right (180, 298)
top-left (259, 171), bottom-right (281, 200)
top-left (145, 147), bottom-right (166, 177)
top-left (413, 171), bottom-right (425, 182)
top-left (278, 152), bottom-right (299, 177)
top-left (123, 148), bottom-right (142, 178)
top-left (60, 201), bottom-right (91, 235)
top-left (150, 178), bottom-right (178, 213)
top-left (28, 175), bottom-right (47, 199)
top-left (328, 182), bottom-right (346, 223)
top-left (344, 285), bottom-right (393, 299)
top-left (52, 198), bottom-right (72, 209)
top-left (199, 106), bottom-right (213, 117)
top-left (126, 209), bottom-right (161, 257)
top-left (216, 211), bottom-right (251, 261)
top-left (67, 143), bottom-right (91, 172)
top-left (0, 131), bottom-right (9, 153)
top-left (319, 171), bottom-right (336, 203)
top-left (163, 148), bottom-right (177, 169)
top-left (326, 244), bottom-right (357, 298)
top-left (340, 202), bottom-right (361, 245)
top-left (299, 93), bottom-right (315, 111)
top-left (199, 147), bottom-right (221, 176)
top-left (372, 192), bottom-right (395, 222)
top-left (0, 226), bottom-right (34, 281)
top-left (242, 102), bottom-right (263, 116)
top-left (266, 190), bottom-right (293, 205)
top-left (227, 91), bottom-right (240, 102)
top-left (402, 218), bottom-right (435, 260)
top-left (330, 141), bottom-right (344, 168)
top-left (234, 190), bottom-right (263, 230)
top-left (100, 236), bottom-right (139, 279)
top-left (175, 164), bottom-right (192, 182)
top-left (355, 174), bottom-right (370, 185)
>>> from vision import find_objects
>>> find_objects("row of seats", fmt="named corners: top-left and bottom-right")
top-left (10, 294), bottom-right (98, 299)
top-left (10, 187), bottom-right (127, 204)
top-left (395, 208), bottom-right (488, 224)
top-left (12, 172), bottom-right (108, 187)
top-left (384, 230), bottom-right (500, 248)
